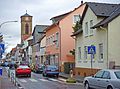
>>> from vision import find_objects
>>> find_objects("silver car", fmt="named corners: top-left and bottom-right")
top-left (83, 69), bottom-right (120, 89)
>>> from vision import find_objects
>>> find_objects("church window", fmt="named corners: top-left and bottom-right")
top-left (25, 23), bottom-right (29, 34)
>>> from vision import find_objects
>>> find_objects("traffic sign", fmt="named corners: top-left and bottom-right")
top-left (88, 45), bottom-right (96, 54)
top-left (0, 44), bottom-right (5, 53)
top-left (0, 68), bottom-right (2, 76)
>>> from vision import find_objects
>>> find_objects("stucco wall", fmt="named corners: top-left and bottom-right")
top-left (46, 25), bottom-right (60, 55)
top-left (59, 4), bottom-right (86, 62)
top-left (108, 15), bottom-right (120, 66)
top-left (75, 7), bottom-right (107, 69)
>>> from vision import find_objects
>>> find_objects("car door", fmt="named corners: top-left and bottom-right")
top-left (89, 70), bottom-right (104, 89)
top-left (99, 71), bottom-right (111, 89)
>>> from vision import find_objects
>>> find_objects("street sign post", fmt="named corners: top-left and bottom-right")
top-left (88, 45), bottom-right (96, 75)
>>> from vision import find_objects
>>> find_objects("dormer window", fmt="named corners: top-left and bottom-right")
top-left (73, 15), bottom-right (81, 23)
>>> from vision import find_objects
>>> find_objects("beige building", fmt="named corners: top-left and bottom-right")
top-left (72, 2), bottom-right (120, 76)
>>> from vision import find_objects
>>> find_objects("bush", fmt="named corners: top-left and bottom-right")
top-left (66, 77), bottom-right (76, 83)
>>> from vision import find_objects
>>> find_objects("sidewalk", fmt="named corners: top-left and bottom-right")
top-left (0, 67), bottom-right (17, 89)
top-left (59, 72), bottom-right (84, 83)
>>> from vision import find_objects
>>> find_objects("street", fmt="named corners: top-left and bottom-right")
top-left (16, 72), bottom-right (84, 89)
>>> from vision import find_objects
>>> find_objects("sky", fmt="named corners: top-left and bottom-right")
top-left (0, 0), bottom-right (120, 53)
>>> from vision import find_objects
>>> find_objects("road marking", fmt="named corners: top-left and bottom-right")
top-left (29, 78), bottom-right (38, 82)
top-left (58, 78), bottom-right (66, 82)
top-left (19, 79), bottom-right (27, 83)
top-left (39, 78), bottom-right (49, 82)
top-left (49, 78), bottom-right (58, 82)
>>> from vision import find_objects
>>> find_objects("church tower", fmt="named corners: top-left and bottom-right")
top-left (21, 12), bottom-right (32, 43)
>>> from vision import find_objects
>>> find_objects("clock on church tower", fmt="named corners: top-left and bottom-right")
top-left (21, 12), bottom-right (32, 43)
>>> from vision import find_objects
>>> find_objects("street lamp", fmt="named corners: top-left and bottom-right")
top-left (0, 20), bottom-right (18, 29)
top-left (0, 20), bottom-right (18, 58)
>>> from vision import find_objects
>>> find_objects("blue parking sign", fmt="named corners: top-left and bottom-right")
top-left (88, 45), bottom-right (96, 54)
top-left (0, 68), bottom-right (2, 76)
top-left (0, 44), bottom-right (5, 53)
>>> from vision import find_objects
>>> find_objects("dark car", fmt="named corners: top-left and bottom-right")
top-left (42, 65), bottom-right (59, 77)
top-left (34, 64), bottom-right (45, 73)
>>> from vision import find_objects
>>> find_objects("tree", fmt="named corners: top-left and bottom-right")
top-left (72, 21), bottom-right (82, 32)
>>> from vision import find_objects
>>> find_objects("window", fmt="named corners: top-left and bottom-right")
top-left (85, 22), bottom-right (88, 36)
top-left (114, 71), bottom-right (120, 79)
top-left (56, 32), bottom-right (59, 48)
top-left (25, 23), bottom-right (29, 34)
top-left (99, 43), bottom-right (103, 60)
top-left (102, 71), bottom-right (111, 79)
top-left (84, 46), bottom-right (88, 60)
top-left (95, 70), bottom-right (104, 78)
top-left (90, 20), bottom-right (93, 35)
top-left (73, 15), bottom-right (80, 23)
top-left (53, 35), bottom-right (55, 44)
top-left (78, 47), bottom-right (81, 60)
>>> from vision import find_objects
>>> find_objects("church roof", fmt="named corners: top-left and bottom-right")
top-left (21, 13), bottom-right (32, 17)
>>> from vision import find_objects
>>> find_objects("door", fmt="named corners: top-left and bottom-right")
top-left (99, 71), bottom-right (111, 89)
top-left (89, 70), bottom-right (104, 89)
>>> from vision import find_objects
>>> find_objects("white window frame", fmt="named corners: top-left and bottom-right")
top-left (84, 46), bottom-right (88, 60)
top-left (85, 22), bottom-right (88, 36)
top-left (78, 47), bottom-right (81, 60)
top-left (90, 20), bottom-right (93, 35)
top-left (73, 14), bottom-right (80, 24)
top-left (99, 43), bottom-right (103, 60)
top-left (56, 32), bottom-right (59, 48)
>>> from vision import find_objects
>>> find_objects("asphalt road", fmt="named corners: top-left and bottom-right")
top-left (16, 72), bottom-right (84, 89)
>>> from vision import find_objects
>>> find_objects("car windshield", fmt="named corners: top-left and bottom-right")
top-left (47, 66), bottom-right (58, 70)
top-left (19, 66), bottom-right (29, 68)
top-left (114, 71), bottom-right (120, 79)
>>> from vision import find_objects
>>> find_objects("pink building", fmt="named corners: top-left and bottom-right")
top-left (45, 3), bottom-right (85, 72)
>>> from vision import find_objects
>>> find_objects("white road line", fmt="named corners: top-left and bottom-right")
top-left (29, 78), bottom-right (38, 82)
top-left (39, 78), bottom-right (49, 82)
top-left (19, 79), bottom-right (27, 83)
top-left (58, 78), bottom-right (66, 82)
top-left (49, 78), bottom-right (58, 82)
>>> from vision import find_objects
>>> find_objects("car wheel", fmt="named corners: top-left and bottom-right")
top-left (29, 74), bottom-right (31, 77)
top-left (84, 81), bottom-right (90, 89)
top-left (56, 74), bottom-right (59, 78)
top-left (107, 86), bottom-right (113, 89)
top-left (16, 74), bottom-right (18, 77)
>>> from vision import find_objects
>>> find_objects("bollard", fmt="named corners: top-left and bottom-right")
top-left (70, 70), bottom-right (73, 78)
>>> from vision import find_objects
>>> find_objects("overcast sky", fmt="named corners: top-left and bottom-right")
top-left (0, 0), bottom-right (120, 53)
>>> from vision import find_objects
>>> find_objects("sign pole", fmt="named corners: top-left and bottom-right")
top-left (91, 54), bottom-right (93, 75)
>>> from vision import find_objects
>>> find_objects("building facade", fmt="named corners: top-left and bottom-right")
top-left (73, 2), bottom-right (120, 76)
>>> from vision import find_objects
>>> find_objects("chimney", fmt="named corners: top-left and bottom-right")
top-left (81, 0), bottom-right (83, 4)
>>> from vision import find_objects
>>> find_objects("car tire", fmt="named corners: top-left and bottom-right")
top-left (42, 73), bottom-right (45, 77)
top-left (84, 81), bottom-right (90, 89)
top-left (56, 74), bottom-right (59, 78)
top-left (16, 74), bottom-right (18, 77)
top-left (29, 74), bottom-right (31, 77)
top-left (107, 86), bottom-right (113, 89)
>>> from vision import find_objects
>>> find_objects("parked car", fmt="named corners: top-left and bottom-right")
top-left (83, 69), bottom-right (120, 89)
top-left (42, 65), bottom-right (59, 77)
top-left (34, 64), bottom-right (45, 73)
top-left (15, 65), bottom-right (31, 77)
